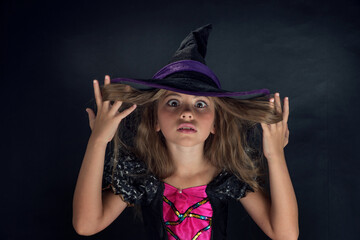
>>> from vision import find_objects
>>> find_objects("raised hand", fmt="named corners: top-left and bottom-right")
top-left (260, 92), bottom-right (290, 160)
top-left (85, 75), bottom-right (137, 144)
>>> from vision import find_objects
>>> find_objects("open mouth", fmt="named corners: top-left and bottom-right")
top-left (178, 127), bottom-right (196, 130)
top-left (177, 128), bottom-right (197, 133)
top-left (177, 123), bottom-right (197, 132)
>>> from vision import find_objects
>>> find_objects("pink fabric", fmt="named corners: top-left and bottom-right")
top-left (163, 183), bottom-right (213, 240)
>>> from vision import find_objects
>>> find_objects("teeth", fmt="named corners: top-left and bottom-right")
top-left (180, 127), bottom-right (193, 130)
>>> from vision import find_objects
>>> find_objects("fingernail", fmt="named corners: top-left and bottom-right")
top-left (276, 93), bottom-right (279, 96)
top-left (93, 80), bottom-right (97, 84)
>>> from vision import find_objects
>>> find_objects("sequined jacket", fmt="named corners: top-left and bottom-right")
top-left (102, 152), bottom-right (254, 240)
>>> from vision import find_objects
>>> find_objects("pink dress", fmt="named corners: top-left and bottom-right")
top-left (163, 182), bottom-right (213, 240)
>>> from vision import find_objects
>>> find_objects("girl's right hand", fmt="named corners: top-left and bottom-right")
top-left (85, 75), bottom-right (137, 144)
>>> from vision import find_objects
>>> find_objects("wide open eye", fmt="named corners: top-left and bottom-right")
top-left (195, 100), bottom-right (208, 108)
top-left (167, 99), bottom-right (179, 107)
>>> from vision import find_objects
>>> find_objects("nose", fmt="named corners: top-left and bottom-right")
top-left (181, 112), bottom-right (192, 119)
top-left (180, 105), bottom-right (193, 120)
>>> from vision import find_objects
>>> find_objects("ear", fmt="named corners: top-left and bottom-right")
top-left (210, 124), bottom-right (215, 134)
top-left (155, 121), bottom-right (161, 132)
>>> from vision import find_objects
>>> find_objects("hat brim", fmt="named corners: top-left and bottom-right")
top-left (111, 77), bottom-right (270, 100)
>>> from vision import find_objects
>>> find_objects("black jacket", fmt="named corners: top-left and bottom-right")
top-left (102, 153), bottom-right (254, 240)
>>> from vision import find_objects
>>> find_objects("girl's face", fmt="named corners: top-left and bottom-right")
top-left (155, 90), bottom-right (216, 147)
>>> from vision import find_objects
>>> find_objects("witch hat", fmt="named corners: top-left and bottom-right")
top-left (110, 23), bottom-right (269, 99)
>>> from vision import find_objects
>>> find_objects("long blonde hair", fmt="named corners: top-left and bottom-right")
top-left (100, 83), bottom-right (282, 192)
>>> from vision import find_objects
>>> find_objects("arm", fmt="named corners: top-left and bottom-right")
top-left (239, 153), bottom-right (299, 240)
top-left (240, 93), bottom-right (298, 239)
top-left (73, 76), bottom-right (137, 235)
top-left (72, 136), bottom-right (128, 236)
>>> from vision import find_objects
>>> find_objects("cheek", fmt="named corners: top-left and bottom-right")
top-left (156, 109), bottom-right (172, 131)
top-left (200, 112), bottom-right (215, 127)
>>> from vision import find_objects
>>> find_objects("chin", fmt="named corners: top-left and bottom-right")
top-left (166, 139), bottom-right (206, 148)
top-left (178, 143), bottom-right (202, 147)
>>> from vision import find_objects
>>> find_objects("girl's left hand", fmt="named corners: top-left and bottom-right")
top-left (260, 92), bottom-right (290, 160)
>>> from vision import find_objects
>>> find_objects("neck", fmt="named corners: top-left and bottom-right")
top-left (166, 142), bottom-right (209, 177)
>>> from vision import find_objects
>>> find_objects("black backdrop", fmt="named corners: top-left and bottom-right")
top-left (3, 0), bottom-right (360, 239)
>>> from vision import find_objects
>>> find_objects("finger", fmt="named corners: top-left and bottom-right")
top-left (86, 108), bottom-right (96, 130)
top-left (109, 100), bottom-right (123, 115)
top-left (267, 97), bottom-right (276, 130)
top-left (116, 104), bottom-right (137, 121)
top-left (284, 128), bottom-right (289, 147)
top-left (282, 97), bottom-right (289, 124)
top-left (269, 96), bottom-right (275, 110)
top-left (285, 128), bottom-right (289, 139)
top-left (264, 95), bottom-right (278, 130)
top-left (102, 75), bottom-right (112, 109)
top-left (260, 122), bottom-right (270, 134)
top-left (275, 92), bottom-right (282, 114)
top-left (285, 126), bottom-right (289, 137)
top-left (104, 75), bottom-right (111, 85)
top-left (93, 79), bottom-right (103, 111)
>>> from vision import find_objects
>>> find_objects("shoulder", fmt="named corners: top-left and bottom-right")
top-left (206, 170), bottom-right (255, 201)
top-left (102, 151), bottom-right (161, 206)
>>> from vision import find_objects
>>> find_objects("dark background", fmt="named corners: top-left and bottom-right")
top-left (2, 0), bottom-right (360, 239)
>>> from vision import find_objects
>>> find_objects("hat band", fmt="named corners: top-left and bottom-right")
top-left (151, 60), bottom-right (221, 88)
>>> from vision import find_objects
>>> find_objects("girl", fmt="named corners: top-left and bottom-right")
top-left (73, 24), bottom-right (298, 239)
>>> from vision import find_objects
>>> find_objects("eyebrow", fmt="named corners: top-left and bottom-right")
top-left (163, 93), bottom-right (210, 101)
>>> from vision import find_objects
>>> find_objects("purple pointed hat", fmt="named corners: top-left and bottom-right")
top-left (110, 23), bottom-right (270, 100)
